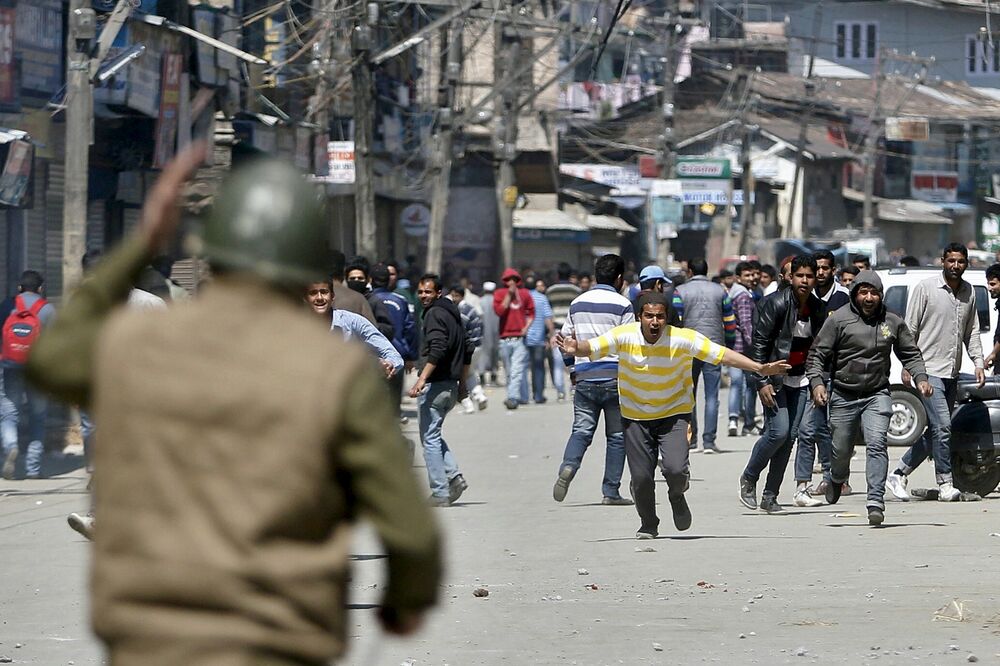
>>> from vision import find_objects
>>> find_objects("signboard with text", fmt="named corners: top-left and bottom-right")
top-left (676, 157), bottom-right (731, 179)
top-left (326, 141), bottom-right (356, 183)
top-left (153, 54), bottom-right (182, 168)
top-left (0, 6), bottom-right (16, 107)
top-left (911, 170), bottom-right (958, 203)
top-left (14, 0), bottom-right (62, 96)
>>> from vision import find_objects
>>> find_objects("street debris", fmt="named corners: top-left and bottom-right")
top-left (473, 588), bottom-right (489, 598)
top-left (585, 584), bottom-right (599, 591)
top-left (795, 647), bottom-right (808, 656)
top-left (634, 546), bottom-right (656, 553)
top-left (967, 655), bottom-right (979, 663)
top-left (577, 568), bottom-right (589, 576)
top-left (832, 513), bottom-right (860, 518)
top-left (652, 643), bottom-right (663, 652)
top-left (696, 581), bottom-right (715, 589)
top-left (934, 599), bottom-right (970, 622)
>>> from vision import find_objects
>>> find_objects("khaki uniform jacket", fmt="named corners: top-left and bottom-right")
top-left (26, 239), bottom-right (441, 664)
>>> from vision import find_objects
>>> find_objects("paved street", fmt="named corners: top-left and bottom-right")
top-left (2, 385), bottom-right (999, 665)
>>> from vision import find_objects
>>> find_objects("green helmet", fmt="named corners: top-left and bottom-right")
top-left (201, 159), bottom-right (327, 285)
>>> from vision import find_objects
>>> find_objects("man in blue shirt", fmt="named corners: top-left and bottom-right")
top-left (369, 263), bottom-right (419, 414)
top-left (523, 278), bottom-right (555, 403)
top-left (305, 281), bottom-right (403, 376)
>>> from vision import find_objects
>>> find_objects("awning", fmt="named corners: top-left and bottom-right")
top-left (586, 214), bottom-right (637, 233)
top-left (513, 208), bottom-right (588, 232)
top-left (877, 199), bottom-right (953, 225)
top-left (0, 128), bottom-right (29, 144)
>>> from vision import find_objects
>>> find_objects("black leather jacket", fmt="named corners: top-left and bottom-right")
top-left (749, 287), bottom-right (826, 390)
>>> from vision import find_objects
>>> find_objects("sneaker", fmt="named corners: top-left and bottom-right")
top-left (759, 496), bottom-right (784, 513)
top-left (2, 447), bottom-right (16, 480)
top-left (67, 513), bottom-right (95, 540)
top-left (504, 399), bottom-right (519, 410)
top-left (448, 474), bottom-right (469, 503)
top-left (670, 494), bottom-right (692, 531)
top-left (557, 393), bottom-right (566, 402)
top-left (728, 417), bottom-right (738, 437)
top-left (601, 495), bottom-right (634, 506)
top-left (867, 506), bottom-right (885, 526)
top-left (552, 465), bottom-right (576, 502)
top-left (635, 528), bottom-right (658, 540)
top-left (886, 472), bottom-right (910, 501)
top-left (473, 392), bottom-right (488, 411)
top-left (741, 425), bottom-right (761, 437)
top-left (428, 495), bottom-right (452, 507)
top-left (702, 446), bottom-right (719, 455)
top-left (938, 482), bottom-right (961, 502)
top-left (739, 476), bottom-right (757, 510)
top-left (399, 416), bottom-right (409, 425)
top-left (824, 480), bottom-right (843, 505)
top-left (793, 488), bottom-right (824, 507)
top-left (460, 397), bottom-right (476, 414)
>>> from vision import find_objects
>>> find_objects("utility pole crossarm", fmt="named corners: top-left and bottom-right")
top-left (371, 0), bottom-right (479, 65)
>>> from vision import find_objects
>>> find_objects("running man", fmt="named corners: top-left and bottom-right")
top-left (559, 292), bottom-right (789, 539)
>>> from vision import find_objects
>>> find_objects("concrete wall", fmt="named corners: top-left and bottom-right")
top-left (761, 1), bottom-right (1000, 86)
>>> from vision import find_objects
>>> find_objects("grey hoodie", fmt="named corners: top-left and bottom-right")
top-left (806, 270), bottom-right (928, 395)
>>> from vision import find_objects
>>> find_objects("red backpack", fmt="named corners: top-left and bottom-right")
top-left (2, 295), bottom-right (47, 365)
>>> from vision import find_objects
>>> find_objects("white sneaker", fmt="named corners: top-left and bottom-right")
top-left (886, 472), bottom-right (910, 501)
top-left (460, 397), bottom-right (476, 414)
top-left (937, 482), bottom-right (960, 502)
top-left (67, 513), bottom-right (95, 540)
top-left (793, 489), bottom-right (824, 507)
top-left (471, 387), bottom-right (488, 411)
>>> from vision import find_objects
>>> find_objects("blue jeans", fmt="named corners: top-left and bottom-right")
top-left (0, 373), bottom-right (16, 456)
top-left (691, 359), bottom-right (721, 448)
top-left (829, 389), bottom-right (892, 509)
top-left (744, 373), bottom-right (758, 427)
top-left (499, 337), bottom-right (528, 404)
top-left (900, 376), bottom-right (957, 484)
top-left (548, 347), bottom-right (566, 398)
top-left (559, 380), bottom-right (626, 499)
top-left (523, 344), bottom-right (547, 403)
top-left (794, 384), bottom-right (833, 483)
top-left (742, 384), bottom-right (807, 499)
top-left (3, 366), bottom-right (47, 477)
top-left (727, 366), bottom-right (757, 425)
top-left (418, 381), bottom-right (461, 499)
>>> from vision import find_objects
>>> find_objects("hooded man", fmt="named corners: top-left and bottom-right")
top-left (806, 270), bottom-right (931, 526)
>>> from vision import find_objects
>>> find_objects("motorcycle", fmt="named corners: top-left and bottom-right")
top-left (949, 379), bottom-right (1000, 497)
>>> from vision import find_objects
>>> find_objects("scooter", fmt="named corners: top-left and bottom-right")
top-left (950, 379), bottom-right (1000, 497)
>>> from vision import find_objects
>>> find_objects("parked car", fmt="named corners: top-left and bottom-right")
top-left (876, 267), bottom-right (995, 447)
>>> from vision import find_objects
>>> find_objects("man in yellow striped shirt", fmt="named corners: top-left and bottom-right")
top-left (559, 292), bottom-right (789, 539)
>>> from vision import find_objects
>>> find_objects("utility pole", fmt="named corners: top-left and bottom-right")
top-left (352, 2), bottom-right (377, 259)
top-left (63, 0), bottom-right (97, 299)
top-left (861, 49), bottom-right (932, 235)
top-left (861, 54), bottom-right (885, 235)
top-left (738, 97), bottom-right (755, 254)
top-left (494, 22), bottom-right (522, 272)
top-left (655, 0), bottom-right (680, 269)
top-left (784, 0), bottom-right (821, 241)
top-left (426, 21), bottom-right (462, 274)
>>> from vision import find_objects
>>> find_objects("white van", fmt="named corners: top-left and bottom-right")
top-left (875, 267), bottom-right (996, 446)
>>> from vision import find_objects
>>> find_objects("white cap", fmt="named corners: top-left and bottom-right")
top-left (482, 281), bottom-right (497, 292)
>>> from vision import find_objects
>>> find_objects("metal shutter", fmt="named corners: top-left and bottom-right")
top-left (44, 160), bottom-right (64, 304)
top-left (87, 199), bottom-right (106, 253)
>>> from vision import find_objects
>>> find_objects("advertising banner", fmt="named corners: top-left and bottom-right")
top-left (153, 54), bottom-right (183, 168)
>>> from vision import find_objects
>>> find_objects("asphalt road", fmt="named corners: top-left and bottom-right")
top-left (2, 384), bottom-right (999, 665)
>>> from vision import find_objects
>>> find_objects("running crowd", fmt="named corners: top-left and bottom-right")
top-left (1, 236), bottom-right (994, 539)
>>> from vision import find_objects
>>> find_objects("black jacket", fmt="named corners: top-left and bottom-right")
top-left (365, 291), bottom-right (396, 340)
top-left (749, 287), bottom-right (826, 390)
top-left (806, 271), bottom-right (928, 395)
top-left (420, 296), bottom-right (467, 382)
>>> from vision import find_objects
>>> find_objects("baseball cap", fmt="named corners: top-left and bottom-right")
top-left (638, 265), bottom-right (670, 284)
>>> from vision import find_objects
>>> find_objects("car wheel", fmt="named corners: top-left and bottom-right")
top-left (952, 454), bottom-right (1000, 497)
top-left (888, 388), bottom-right (926, 447)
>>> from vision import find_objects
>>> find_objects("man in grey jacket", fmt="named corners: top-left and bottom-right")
top-left (806, 271), bottom-right (931, 526)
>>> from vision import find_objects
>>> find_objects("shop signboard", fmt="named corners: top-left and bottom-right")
top-left (153, 54), bottom-right (183, 168)
top-left (14, 0), bottom-right (63, 96)
top-left (675, 157), bottom-right (731, 179)
top-left (911, 170), bottom-right (958, 203)
top-left (0, 139), bottom-right (33, 207)
top-left (0, 5), bottom-right (16, 107)
top-left (326, 141), bottom-right (356, 183)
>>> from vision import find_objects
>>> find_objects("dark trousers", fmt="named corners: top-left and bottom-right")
top-left (624, 414), bottom-right (691, 533)
top-left (388, 370), bottom-right (405, 417)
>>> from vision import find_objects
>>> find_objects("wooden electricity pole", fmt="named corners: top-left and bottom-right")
top-left (352, 3), bottom-right (377, 259)
top-left (426, 21), bottom-right (462, 274)
top-left (494, 23), bottom-right (521, 272)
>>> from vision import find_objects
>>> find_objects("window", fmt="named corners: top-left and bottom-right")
top-left (884, 285), bottom-right (908, 317)
top-left (834, 22), bottom-right (878, 62)
top-left (975, 286), bottom-right (991, 332)
top-left (966, 33), bottom-right (1000, 75)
